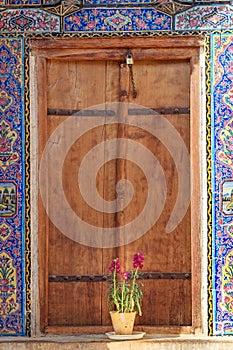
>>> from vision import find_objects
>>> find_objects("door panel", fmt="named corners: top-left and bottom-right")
top-left (35, 38), bottom-right (202, 333)
top-left (48, 282), bottom-right (102, 326)
top-left (129, 60), bottom-right (190, 108)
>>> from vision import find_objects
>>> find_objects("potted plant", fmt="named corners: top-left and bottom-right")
top-left (107, 251), bottom-right (144, 335)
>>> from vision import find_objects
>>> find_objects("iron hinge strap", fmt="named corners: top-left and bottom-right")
top-left (48, 107), bottom-right (190, 116)
top-left (48, 272), bottom-right (191, 282)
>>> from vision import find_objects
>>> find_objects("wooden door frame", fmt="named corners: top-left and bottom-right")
top-left (30, 36), bottom-right (205, 335)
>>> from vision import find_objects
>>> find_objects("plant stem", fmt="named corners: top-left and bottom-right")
top-left (121, 281), bottom-right (124, 313)
top-left (113, 268), bottom-right (117, 309)
top-left (129, 267), bottom-right (138, 312)
top-left (113, 267), bottom-right (120, 311)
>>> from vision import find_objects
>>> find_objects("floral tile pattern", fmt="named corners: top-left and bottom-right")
top-left (83, 0), bottom-right (153, 4)
top-left (0, 222), bottom-right (13, 241)
top-left (0, 37), bottom-right (25, 335)
top-left (0, 9), bottom-right (60, 32)
top-left (175, 5), bottom-right (233, 30)
top-left (7, 0), bottom-right (41, 4)
top-left (0, 252), bottom-right (19, 316)
top-left (64, 8), bottom-right (171, 32)
top-left (211, 33), bottom-right (233, 335)
top-left (1, 0), bottom-right (232, 5)
top-left (3, 0), bottom-right (59, 5)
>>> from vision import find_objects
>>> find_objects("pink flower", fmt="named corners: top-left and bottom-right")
top-left (50, 20), bottom-right (58, 29)
top-left (87, 20), bottom-right (96, 29)
top-left (136, 20), bottom-right (146, 28)
top-left (155, 18), bottom-right (163, 24)
top-left (39, 21), bottom-right (46, 29)
top-left (121, 272), bottom-right (130, 280)
top-left (1, 286), bottom-right (9, 292)
top-left (109, 258), bottom-right (121, 273)
top-left (133, 251), bottom-right (144, 269)
top-left (13, 248), bottom-right (19, 256)
top-left (190, 18), bottom-right (198, 28)
top-left (0, 279), bottom-right (8, 284)
top-left (218, 217), bottom-right (223, 225)
top-left (72, 16), bottom-right (81, 25)
top-left (0, 97), bottom-right (8, 106)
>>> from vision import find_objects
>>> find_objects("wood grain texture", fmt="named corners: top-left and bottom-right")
top-left (31, 36), bottom-right (204, 50)
top-left (35, 37), bottom-right (202, 334)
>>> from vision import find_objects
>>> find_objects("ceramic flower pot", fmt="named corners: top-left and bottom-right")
top-left (110, 311), bottom-right (136, 335)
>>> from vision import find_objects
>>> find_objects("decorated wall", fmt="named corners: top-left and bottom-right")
top-left (0, 0), bottom-right (232, 337)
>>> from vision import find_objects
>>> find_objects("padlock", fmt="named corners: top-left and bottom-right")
top-left (126, 53), bottom-right (134, 65)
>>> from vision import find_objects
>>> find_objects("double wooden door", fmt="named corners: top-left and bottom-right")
top-left (34, 37), bottom-right (202, 334)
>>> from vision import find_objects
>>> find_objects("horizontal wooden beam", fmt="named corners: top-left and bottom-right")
top-left (31, 36), bottom-right (204, 51)
top-left (31, 47), bottom-right (199, 60)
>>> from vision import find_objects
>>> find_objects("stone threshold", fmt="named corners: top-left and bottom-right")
top-left (1, 334), bottom-right (233, 349)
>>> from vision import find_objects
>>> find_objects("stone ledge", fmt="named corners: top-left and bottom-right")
top-left (1, 334), bottom-right (233, 349)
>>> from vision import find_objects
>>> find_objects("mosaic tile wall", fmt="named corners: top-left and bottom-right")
top-left (0, 37), bottom-right (26, 335)
top-left (0, 0), bottom-right (232, 336)
top-left (211, 33), bottom-right (233, 335)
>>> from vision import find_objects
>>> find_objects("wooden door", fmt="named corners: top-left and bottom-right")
top-left (33, 37), bottom-right (203, 334)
